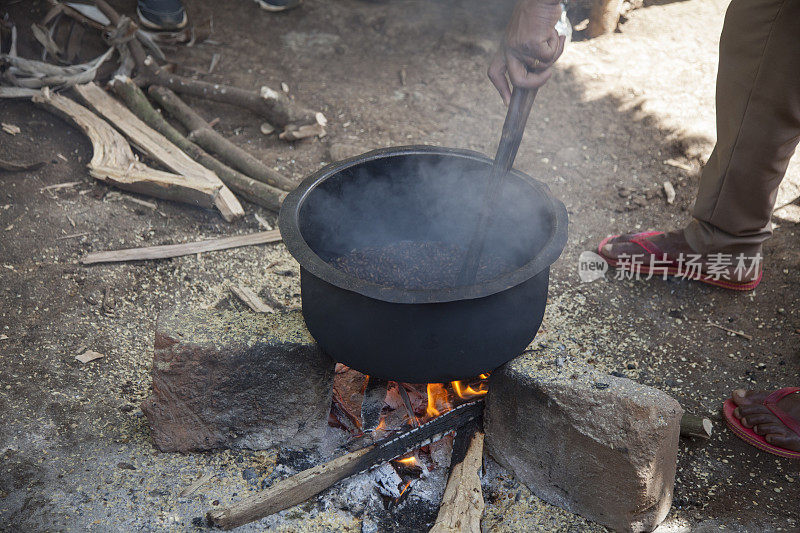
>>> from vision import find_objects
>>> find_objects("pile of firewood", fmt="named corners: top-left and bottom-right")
top-left (0, 0), bottom-right (328, 220)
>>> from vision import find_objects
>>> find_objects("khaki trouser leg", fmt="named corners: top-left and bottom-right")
top-left (684, 0), bottom-right (800, 256)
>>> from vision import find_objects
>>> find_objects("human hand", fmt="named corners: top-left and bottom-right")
top-left (488, 0), bottom-right (566, 105)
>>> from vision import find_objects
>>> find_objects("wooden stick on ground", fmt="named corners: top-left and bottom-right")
top-left (2, 46), bottom-right (114, 89)
top-left (110, 76), bottom-right (287, 212)
top-left (81, 230), bottom-right (281, 264)
top-left (430, 424), bottom-right (485, 533)
top-left (32, 88), bottom-right (240, 221)
top-left (94, 0), bottom-right (148, 65)
top-left (94, 0), bottom-right (324, 132)
top-left (229, 284), bottom-right (275, 313)
top-left (71, 82), bottom-right (243, 221)
top-left (142, 58), bottom-right (326, 132)
top-left (0, 87), bottom-right (40, 99)
top-left (680, 413), bottom-right (713, 440)
top-left (706, 320), bottom-right (753, 341)
top-left (148, 86), bottom-right (297, 192)
top-left (0, 157), bottom-right (45, 171)
top-left (44, 1), bottom-right (107, 32)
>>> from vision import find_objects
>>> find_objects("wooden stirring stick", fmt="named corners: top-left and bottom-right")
top-left (457, 86), bottom-right (539, 286)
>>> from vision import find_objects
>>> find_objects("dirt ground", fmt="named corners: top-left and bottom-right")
top-left (1, 0), bottom-right (799, 531)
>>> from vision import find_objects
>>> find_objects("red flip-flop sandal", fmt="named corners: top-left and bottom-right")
top-left (597, 231), bottom-right (762, 291)
top-left (723, 388), bottom-right (800, 459)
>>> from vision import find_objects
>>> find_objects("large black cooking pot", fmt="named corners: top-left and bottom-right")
top-left (278, 146), bottom-right (567, 383)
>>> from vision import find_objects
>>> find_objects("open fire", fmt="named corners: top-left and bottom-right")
top-left (329, 364), bottom-right (489, 504)
top-left (427, 378), bottom-right (488, 417)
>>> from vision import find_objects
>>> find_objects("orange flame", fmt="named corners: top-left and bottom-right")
top-left (426, 383), bottom-right (449, 417)
top-left (395, 456), bottom-right (417, 466)
top-left (396, 480), bottom-right (413, 500)
top-left (451, 380), bottom-right (488, 399)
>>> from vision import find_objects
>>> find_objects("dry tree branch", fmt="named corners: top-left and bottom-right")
top-left (111, 76), bottom-right (287, 211)
top-left (149, 85), bottom-right (297, 192)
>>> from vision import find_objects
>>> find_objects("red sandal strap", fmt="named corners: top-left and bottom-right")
top-left (764, 387), bottom-right (800, 438)
top-left (628, 231), bottom-right (668, 258)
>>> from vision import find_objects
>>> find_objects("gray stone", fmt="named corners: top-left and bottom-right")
top-left (484, 355), bottom-right (683, 533)
top-left (142, 308), bottom-right (335, 453)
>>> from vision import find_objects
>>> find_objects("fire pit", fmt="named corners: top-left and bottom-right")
top-left (278, 146), bottom-right (567, 383)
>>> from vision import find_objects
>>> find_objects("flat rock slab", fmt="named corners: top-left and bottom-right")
top-left (484, 354), bottom-right (683, 533)
top-left (142, 308), bottom-right (335, 452)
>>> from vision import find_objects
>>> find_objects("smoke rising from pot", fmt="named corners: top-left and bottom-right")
top-left (298, 150), bottom-right (554, 290)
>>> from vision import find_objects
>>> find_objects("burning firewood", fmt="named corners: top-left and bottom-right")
top-left (397, 384), bottom-right (420, 427)
top-left (361, 376), bottom-right (389, 433)
top-left (206, 400), bottom-right (484, 530)
top-left (331, 365), bottom-right (367, 434)
top-left (330, 387), bottom-right (362, 434)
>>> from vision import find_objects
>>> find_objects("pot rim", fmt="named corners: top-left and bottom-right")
top-left (278, 145), bottom-right (568, 304)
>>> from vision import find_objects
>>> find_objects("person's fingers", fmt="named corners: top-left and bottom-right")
top-left (528, 33), bottom-right (566, 71)
top-left (533, 28), bottom-right (561, 64)
top-left (517, 52), bottom-right (543, 72)
top-left (488, 53), bottom-right (511, 105)
top-left (507, 55), bottom-right (553, 89)
top-left (552, 34), bottom-right (567, 63)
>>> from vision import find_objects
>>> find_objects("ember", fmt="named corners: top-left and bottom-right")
top-left (322, 365), bottom-right (491, 521)
top-left (329, 240), bottom-right (513, 290)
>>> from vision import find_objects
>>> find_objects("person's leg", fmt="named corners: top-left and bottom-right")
top-left (138, 0), bottom-right (187, 31)
top-left (684, 0), bottom-right (800, 257)
top-left (601, 0), bottom-right (800, 285)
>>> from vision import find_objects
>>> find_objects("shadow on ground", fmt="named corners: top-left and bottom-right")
top-left (1, 0), bottom-right (798, 530)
